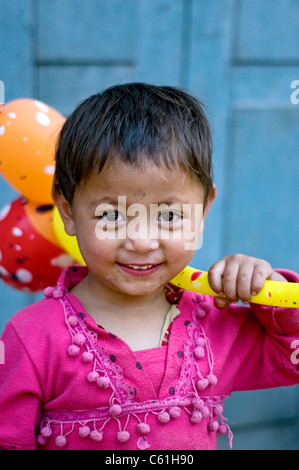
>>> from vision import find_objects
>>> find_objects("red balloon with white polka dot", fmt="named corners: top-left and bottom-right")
top-left (0, 197), bottom-right (73, 292)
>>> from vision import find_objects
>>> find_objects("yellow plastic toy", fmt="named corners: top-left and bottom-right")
top-left (170, 266), bottom-right (298, 308)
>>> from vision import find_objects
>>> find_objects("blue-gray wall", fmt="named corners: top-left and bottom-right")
top-left (0, 0), bottom-right (298, 450)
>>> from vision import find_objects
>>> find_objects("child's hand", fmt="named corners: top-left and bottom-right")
top-left (208, 254), bottom-right (288, 309)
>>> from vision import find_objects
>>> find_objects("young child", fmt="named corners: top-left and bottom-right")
top-left (0, 83), bottom-right (298, 450)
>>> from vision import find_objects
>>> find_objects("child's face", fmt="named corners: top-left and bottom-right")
top-left (55, 159), bottom-right (215, 299)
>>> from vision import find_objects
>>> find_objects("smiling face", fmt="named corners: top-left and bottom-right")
top-left (53, 159), bottom-right (215, 302)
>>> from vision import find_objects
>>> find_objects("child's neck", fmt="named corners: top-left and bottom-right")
top-left (70, 275), bottom-right (172, 351)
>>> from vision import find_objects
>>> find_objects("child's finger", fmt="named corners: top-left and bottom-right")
top-left (213, 296), bottom-right (231, 310)
top-left (251, 262), bottom-right (273, 296)
top-left (236, 262), bottom-right (254, 302)
top-left (208, 259), bottom-right (226, 294)
top-left (221, 259), bottom-right (239, 301)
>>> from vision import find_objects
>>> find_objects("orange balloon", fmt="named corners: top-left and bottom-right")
top-left (0, 99), bottom-right (65, 204)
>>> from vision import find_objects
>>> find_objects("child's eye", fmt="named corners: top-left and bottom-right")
top-left (157, 211), bottom-right (182, 223)
top-left (100, 210), bottom-right (125, 222)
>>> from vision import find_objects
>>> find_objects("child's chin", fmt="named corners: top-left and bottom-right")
top-left (118, 281), bottom-right (165, 297)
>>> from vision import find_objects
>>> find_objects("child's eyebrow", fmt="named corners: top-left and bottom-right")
top-left (153, 196), bottom-right (199, 207)
top-left (90, 197), bottom-right (121, 210)
top-left (90, 195), bottom-right (200, 211)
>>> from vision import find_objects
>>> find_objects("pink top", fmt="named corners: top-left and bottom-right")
top-left (0, 266), bottom-right (298, 450)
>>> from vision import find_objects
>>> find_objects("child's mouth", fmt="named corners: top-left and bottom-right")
top-left (116, 263), bottom-right (162, 276)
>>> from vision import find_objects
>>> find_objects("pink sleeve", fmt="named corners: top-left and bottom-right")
top-left (231, 269), bottom-right (299, 392)
top-left (0, 322), bottom-right (42, 450)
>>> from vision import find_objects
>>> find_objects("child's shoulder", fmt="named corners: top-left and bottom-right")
top-left (2, 292), bottom-right (71, 376)
top-left (7, 294), bottom-right (65, 339)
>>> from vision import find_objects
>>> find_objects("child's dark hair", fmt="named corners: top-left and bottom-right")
top-left (54, 83), bottom-right (213, 205)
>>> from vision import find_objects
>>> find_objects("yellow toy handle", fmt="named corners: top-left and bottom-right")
top-left (170, 266), bottom-right (299, 308)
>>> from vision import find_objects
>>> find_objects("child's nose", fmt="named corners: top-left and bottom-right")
top-left (124, 223), bottom-right (159, 253)
top-left (124, 237), bottom-right (159, 253)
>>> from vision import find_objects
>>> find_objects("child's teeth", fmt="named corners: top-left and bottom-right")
top-left (129, 265), bottom-right (153, 270)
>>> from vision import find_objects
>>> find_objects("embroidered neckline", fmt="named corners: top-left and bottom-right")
top-left (39, 273), bottom-right (233, 449)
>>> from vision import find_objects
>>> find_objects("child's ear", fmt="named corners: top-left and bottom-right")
top-left (204, 184), bottom-right (216, 218)
top-left (200, 184), bottom-right (216, 233)
top-left (51, 187), bottom-right (76, 236)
